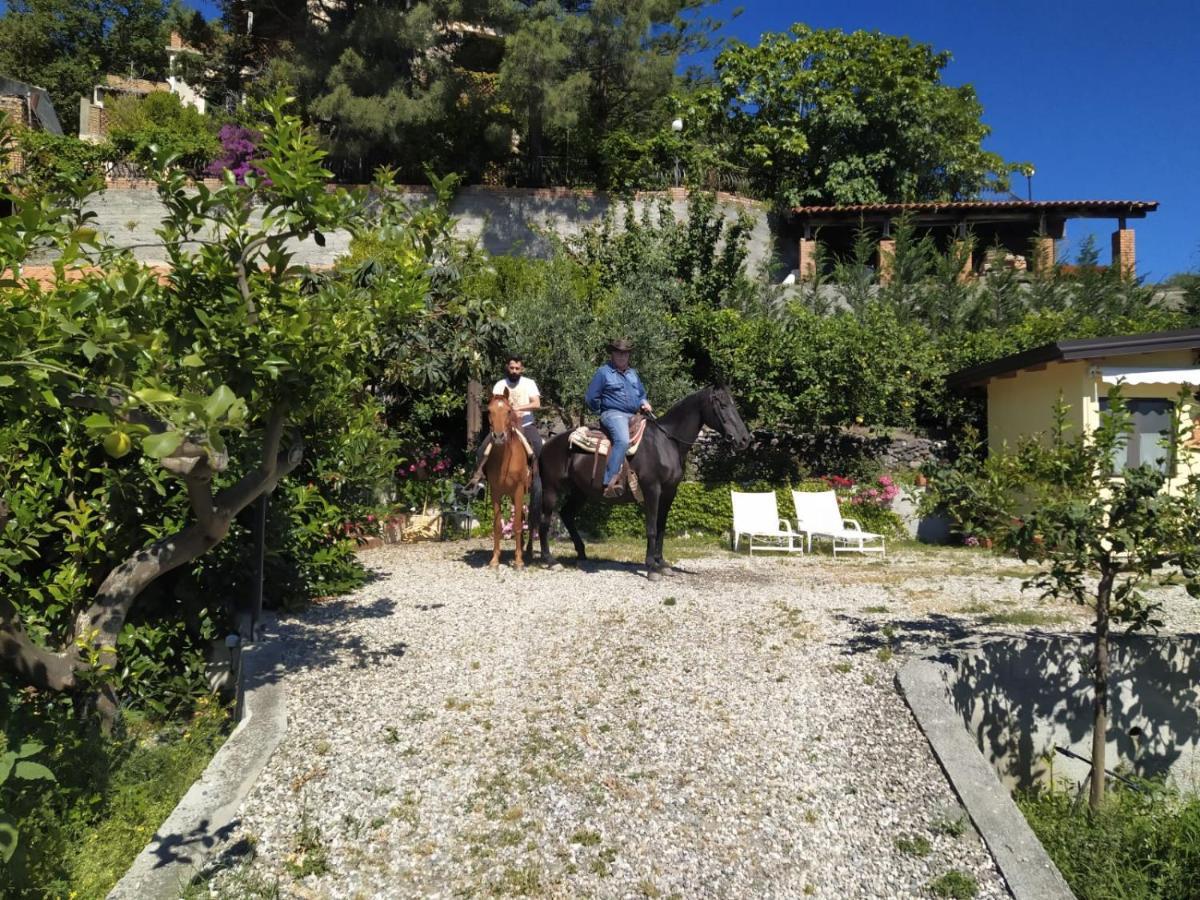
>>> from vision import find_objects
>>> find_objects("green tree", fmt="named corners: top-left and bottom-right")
top-left (106, 90), bottom-right (218, 170)
top-left (501, 0), bottom-right (713, 182)
top-left (1009, 391), bottom-right (1200, 809)
top-left (0, 0), bottom-right (169, 132)
top-left (0, 98), bottom-right (356, 721)
top-left (281, 0), bottom-right (513, 180)
top-left (703, 24), bottom-right (1020, 207)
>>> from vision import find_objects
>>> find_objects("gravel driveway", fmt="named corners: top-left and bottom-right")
top-left (200, 541), bottom-right (1199, 899)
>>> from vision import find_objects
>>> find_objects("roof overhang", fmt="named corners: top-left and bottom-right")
top-left (789, 200), bottom-right (1159, 231)
top-left (948, 328), bottom-right (1200, 389)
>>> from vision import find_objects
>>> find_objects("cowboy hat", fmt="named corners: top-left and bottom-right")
top-left (606, 337), bottom-right (634, 352)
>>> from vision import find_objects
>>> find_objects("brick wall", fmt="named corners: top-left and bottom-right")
top-left (1111, 228), bottom-right (1136, 279)
top-left (0, 94), bottom-right (28, 174)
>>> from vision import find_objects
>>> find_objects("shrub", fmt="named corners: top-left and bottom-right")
top-left (205, 124), bottom-right (266, 185)
top-left (106, 91), bottom-right (218, 171)
top-left (1019, 781), bottom-right (1200, 900)
top-left (10, 130), bottom-right (115, 199)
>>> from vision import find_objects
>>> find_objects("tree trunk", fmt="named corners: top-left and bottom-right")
top-left (1090, 571), bottom-right (1114, 810)
top-left (0, 405), bottom-right (302, 715)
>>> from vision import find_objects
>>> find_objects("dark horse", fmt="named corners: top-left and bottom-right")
top-left (537, 385), bottom-right (752, 580)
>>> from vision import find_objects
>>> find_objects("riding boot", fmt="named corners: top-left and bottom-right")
top-left (603, 480), bottom-right (625, 499)
top-left (467, 442), bottom-right (493, 495)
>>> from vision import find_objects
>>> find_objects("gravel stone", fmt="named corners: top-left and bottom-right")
top-left (199, 541), bottom-right (1200, 899)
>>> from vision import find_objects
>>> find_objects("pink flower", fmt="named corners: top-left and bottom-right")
top-left (366, 514), bottom-right (376, 523)
top-left (409, 463), bottom-right (417, 472)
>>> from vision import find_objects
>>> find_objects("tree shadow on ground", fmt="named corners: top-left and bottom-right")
top-left (835, 612), bottom-right (988, 657)
top-left (848, 610), bottom-right (1200, 793)
top-left (259, 595), bottom-right (404, 675)
top-left (459, 546), bottom-right (687, 578)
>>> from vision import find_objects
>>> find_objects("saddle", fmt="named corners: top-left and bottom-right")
top-left (567, 414), bottom-right (648, 457)
top-left (569, 415), bottom-right (647, 503)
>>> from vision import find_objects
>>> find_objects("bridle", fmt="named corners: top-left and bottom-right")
top-left (488, 398), bottom-right (521, 444)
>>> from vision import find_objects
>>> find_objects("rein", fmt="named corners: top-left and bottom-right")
top-left (648, 388), bottom-right (712, 449)
top-left (650, 417), bottom-right (701, 448)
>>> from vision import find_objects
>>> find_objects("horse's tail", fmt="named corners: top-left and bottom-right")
top-left (526, 464), bottom-right (542, 556)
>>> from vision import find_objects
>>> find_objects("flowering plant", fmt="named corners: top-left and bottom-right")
top-left (394, 444), bottom-right (455, 512)
top-left (205, 124), bottom-right (268, 185)
top-left (330, 512), bottom-right (381, 542)
top-left (823, 474), bottom-right (899, 508)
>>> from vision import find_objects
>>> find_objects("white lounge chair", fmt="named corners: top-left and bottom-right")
top-left (791, 489), bottom-right (885, 557)
top-left (731, 491), bottom-right (803, 555)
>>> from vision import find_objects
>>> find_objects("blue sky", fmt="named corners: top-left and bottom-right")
top-left (91, 1), bottom-right (1200, 278)
top-left (688, 0), bottom-right (1200, 280)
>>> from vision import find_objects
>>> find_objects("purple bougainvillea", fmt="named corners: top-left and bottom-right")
top-left (205, 124), bottom-right (268, 185)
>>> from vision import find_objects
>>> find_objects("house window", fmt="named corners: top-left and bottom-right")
top-left (1099, 397), bottom-right (1174, 473)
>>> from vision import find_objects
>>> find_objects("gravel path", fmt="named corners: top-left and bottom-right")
top-left (202, 541), bottom-right (1199, 899)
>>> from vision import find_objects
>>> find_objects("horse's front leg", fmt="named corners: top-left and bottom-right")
top-left (655, 484), bottom-right (678, 575)
top-left (490, 494), bottom-right (503, 568)
top-left (642, 485), bottom-right (662, 581)
top-left (512, 484), bottom-right (525, 570)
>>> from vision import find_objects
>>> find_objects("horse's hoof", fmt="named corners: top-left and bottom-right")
top-left (488, 560), bottom-right (500, 569)
top-left (647, 568), bottom-right (662, 582)
top-left (549, 562), bottom-right (564, 571)
top-left (513, 562), bottom-right (525, 571)
top-left (658, 564), bottom-right (678, 577)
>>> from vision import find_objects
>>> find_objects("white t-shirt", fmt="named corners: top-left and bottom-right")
top-left (493, 376), bottom-right (539, 425)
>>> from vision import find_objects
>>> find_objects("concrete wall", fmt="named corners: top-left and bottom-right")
top-left (944, 634), bottom-right (1200, 793)
top-left (75, 183), bottom-right (782, 275)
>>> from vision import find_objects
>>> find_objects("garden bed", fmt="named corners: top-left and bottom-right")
top-left (1019, 782), bottom-right (1200, 899)
top-left (1, 698), bottom-right (230, 898)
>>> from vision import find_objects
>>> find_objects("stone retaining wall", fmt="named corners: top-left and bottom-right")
top-left (66, 182), bottom-right (784, 273)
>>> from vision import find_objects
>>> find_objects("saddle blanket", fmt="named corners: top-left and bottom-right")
top-left (568, 416), bottom-right (648, 457)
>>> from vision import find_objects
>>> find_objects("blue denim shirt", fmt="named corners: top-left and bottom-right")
top-left (585, 363), bottom-right (647, 415)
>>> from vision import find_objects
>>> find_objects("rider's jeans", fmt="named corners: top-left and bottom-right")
top-left (599, 410), bottom-right (632, 485)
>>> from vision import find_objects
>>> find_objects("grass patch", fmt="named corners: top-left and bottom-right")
top-left (876, 646), bottom-right (894, 663)
top-left (931, 815), bottom-right (967, 838)
top-left (833, 660), bottom-right (852, 673)
top-left (861, 605), bottom-right (891, 613)
top-left (1018, 781), bottom-right (1200, 900)
top-left (571, 535), bottom-right (727, 562)
top-left (895, 834), bottom-right (932, 857)
top-left (493, 864), bottom-right (542, 895)
top-left (955, 602), bottom-right (993, 615)
top-left (983, 609), bottom-right (1069, 627)
top-left (284, 811), bottom-right (329, 878)
top-left (928, 870), bottom-right (978, 898)
top-left (2, 698), bottom-right (230, 899)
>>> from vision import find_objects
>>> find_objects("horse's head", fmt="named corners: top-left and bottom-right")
top-left (703, 385), bottom-right (753, 450)
top-left (487, 389), bottom-right (519, 444)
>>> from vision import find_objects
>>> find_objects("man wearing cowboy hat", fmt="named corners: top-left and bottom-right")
top-left (584, 337), bottom-right (652, 498)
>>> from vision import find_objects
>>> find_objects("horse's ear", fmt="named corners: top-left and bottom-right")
top-left (503, 387), bottom-right (511, 400)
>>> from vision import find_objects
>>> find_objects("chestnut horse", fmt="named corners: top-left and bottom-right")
top-left (483, 389), bottom-right (536, 568)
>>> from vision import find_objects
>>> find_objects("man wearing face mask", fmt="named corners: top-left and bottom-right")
top-left (467, 354), bottom-right (543, 493)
